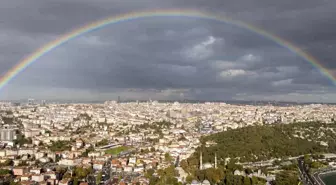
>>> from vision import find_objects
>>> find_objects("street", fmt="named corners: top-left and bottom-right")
top-left (297, 157), bottom-right (320, 185)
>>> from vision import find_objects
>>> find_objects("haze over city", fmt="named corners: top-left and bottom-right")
top-left (0, 0), bottom-right (335, 102)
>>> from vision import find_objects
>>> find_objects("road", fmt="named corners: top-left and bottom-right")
top-left (87, 158), bottom-right (112, 185)
top-left (297, 157), bottom-right (321, 185)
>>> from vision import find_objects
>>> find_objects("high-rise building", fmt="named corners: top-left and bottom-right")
top-left (28, 99), bottom-right (35, 105)
top-left (0, 128), bottom-right (16, 141)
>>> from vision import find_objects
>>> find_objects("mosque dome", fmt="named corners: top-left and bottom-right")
top-left (202, 180), bottom-right (211, 185)
top-left (191, 180), bottom-right (200, 185)
top-left (202, 162), bottom-right (213, 169)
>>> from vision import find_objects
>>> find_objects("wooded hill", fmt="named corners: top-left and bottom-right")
top-left (198, 121), bottom-right (336, 163)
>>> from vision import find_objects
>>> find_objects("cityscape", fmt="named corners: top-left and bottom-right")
top-left (1, 0), bottom-right (336, 185)
top-left (0, 100), bottom-right (335, 184)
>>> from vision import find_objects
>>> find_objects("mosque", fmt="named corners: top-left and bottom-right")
top-left (190, 179), bottom-right (211, 185)
top-left (199, 152), bottom-right (217, 170)
top-left (187, 152), bottom-right (217, 185)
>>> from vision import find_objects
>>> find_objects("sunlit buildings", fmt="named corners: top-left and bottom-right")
top-left (0, 127), bottom-right (17, 141)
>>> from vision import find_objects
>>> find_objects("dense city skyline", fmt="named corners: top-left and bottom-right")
top-left (0, 101), bottom-right (336, 184)
top-left (0, 0), bottom-right (335, 102)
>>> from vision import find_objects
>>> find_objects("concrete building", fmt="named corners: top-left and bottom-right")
top-left (0, 128), bottom-right (17, 141)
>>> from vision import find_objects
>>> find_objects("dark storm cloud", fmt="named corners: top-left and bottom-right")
top-left (0, 0), bottom-right (335, 102)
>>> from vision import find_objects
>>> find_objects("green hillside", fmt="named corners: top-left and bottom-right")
top-left (199, 122), bottom-right (336, 163)
top-left (179, 122), bottom-right (336, 184)
top-left (182, 122), bottom-right (336, 173)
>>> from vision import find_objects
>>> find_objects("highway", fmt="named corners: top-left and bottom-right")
top-left (297, 157), bottom-right (321, 185)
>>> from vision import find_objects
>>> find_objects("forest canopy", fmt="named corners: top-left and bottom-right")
top-left (198, 121), bottom-right (336, 163)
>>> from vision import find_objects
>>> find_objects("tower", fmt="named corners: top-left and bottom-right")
top-left (200, 152), bottom-right (203, 170)
top-left (28, 99), bottom-right (35, 105)
top-left (215, 153), bottom-right (217, 169)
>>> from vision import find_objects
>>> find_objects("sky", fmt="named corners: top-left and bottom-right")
top-left (0, 0), bottom-right (335, 102)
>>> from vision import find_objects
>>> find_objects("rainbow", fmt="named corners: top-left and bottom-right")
top-left (0, 9), bottom-right (334, 90)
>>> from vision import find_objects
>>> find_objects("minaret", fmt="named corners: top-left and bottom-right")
top-left (200, 152), bottom-right (203, 170)
top-left (215, 153), bottom-right (217, 169)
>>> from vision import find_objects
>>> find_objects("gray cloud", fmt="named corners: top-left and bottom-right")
top-left (0, 0), bottom-right (335, 102)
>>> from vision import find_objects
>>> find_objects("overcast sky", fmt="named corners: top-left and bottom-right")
top-left (0, 0), bottom-right (335, 102)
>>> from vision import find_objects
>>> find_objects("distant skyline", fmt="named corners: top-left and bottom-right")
top-left (0, 0), bottom-right (335, 102)
top-left (4, 98), bottom-right (336, 106)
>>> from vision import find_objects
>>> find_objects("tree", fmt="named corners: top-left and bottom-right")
top-left (186, 175), bottom-right (193, 184)
top-left (158, 165), bottom-right (177, 177)
top-left (96, 171), bottom-right (102, 185)
top-left (195, 170), bottom-right (205, 181)
top-left (74, 166), bottom-right (92, 179)
top-left (96, 139), bottom-right (109, 147)
top-left (73, 178), bottom-right (79, 185)
top-left (273, 159), bottom-right (281, 166)
top-left (155, 165), bottom-right (181, 185)
top-left (260, 167), bottom-right (268, 175)
top-left (13, 132), bottom-right (32, 146)
top-left (145, 169), bottom-right (155, 178)
top-left (63, 172), bottom-right (71, 179)
top-left (196, 121), bottom-right (332, 164)
top-left (243, 177), bottom-right (252, 185)
top-left (149, 176), bottom-right (159, 185)
top-left (304, 154), bottom-right (312, 165)
top-left (204, 168), bottom-right (223, 184)
top-left (227, 159), bottom-right (242, 171)
top-left (55, 154), bottom-right (62, 162)
top-left (225, 173), bottom-right (234, 185)
top-left (0, 169), bottom-right (11, 175)
top-left (165, 152), bottom-right (172, 162)
top-left (0, 159), bottom-right (13, 167)
top-left (56, 166), bottom-right (67, 178)
top-left (180, 121), bottom-right (331, 185)
top-left (81, 146), bottom-right (94, 157)
top-left (245, 168), bottom-right (253, 175)
top-left (274, 171), bottom-right (299, 185)
top-left (10, 181), bottom-right (20, 185)
top-left (233, 175), bottom-right (243, 185)
top-left (251, 176), bottom-right (259, 185)
top-left (48, 140), bottom-right (71, 152)
top-left (311, 161), bottom-right (323, 169)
